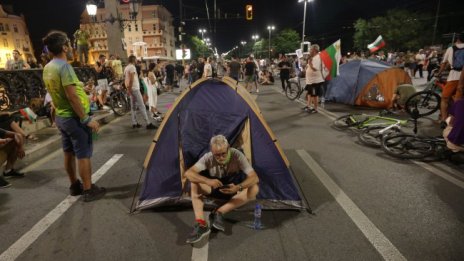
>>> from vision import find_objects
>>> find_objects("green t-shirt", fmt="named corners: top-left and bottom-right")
top-left (74, 29), bottom-right (89, 46)
top-left (43, 59), bottom-right (90, 118)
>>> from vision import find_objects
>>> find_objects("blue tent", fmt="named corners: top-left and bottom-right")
top-left (325, 59), bottom-right (411, 108)
top-left (136, 77), bottom-right (304, 210)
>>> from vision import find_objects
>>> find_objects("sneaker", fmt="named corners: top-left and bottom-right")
top-left (186, 223), bottom-right (211, 244)
top-left (82, 184), bottom-right (106, 202)
top-left (69, 180), bottom-right (83, 196)
top-left (0, 176), bottom-right (11, 188)
top-left (210, 211), bottom-right (225, 232)
top-left (146, 123), bottom-right (157, 129)
top-left (3, 169), bottom-right (25, 178)
top-left (440, 121), bottom-right (447, 129)
top-left (132, 123), bottom-right (142, 129)
top-left (310, 109), bottom-right (318, 114)
top-left (152, 116), bottom-right (163, 122)
top-left (302, 106), bottom-right (309, 111)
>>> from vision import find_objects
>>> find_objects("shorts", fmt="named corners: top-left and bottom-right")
top-left (244, 75), bottom-right (254, 83)
top-left (305, 82), bottom-right (323, 97)
top-left (97, 79), bottom-right (109, 93)
top-left (442, 80), bottom-right (462, 100)
top-left (200, 171), bottom-right (247, 200)
top-left (55, 116), bottom-right (93, 159)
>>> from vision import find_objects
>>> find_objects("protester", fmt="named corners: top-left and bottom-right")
top-left (109, 55), bottom-right (123, 81)
top-left (0, 127), bottom-right (26, 188)
top-left (278, 54), bottom-right (291, 92)
top-left (244, 57), bottom-right (258, 92)
top-left (146, 63), bottom-right (162, 122)
top-left (184, 135), bottom-right (259, 244)
top-left (228, 56), bottom-right (241, 82)
top-left (203, 57), bottom-right (213, 78)
top-left (438, 34), bottom-right (464, 126)
top-left (165, 62), bottom-right (175, 92)
top-left (303, 45), bottom-right (325, 113)
top-left (42, 30), bottom-right (105, 202)
top-left (73, 24), bottom-right (90, 65)
top-left (124, 55), bottom-right (157, 130)
top-left (389, 84), bottom-right (417, 111)
top-left (5, 50), bottom-right (30, 70)
top-left (94, 54), bottom-right (112, 110)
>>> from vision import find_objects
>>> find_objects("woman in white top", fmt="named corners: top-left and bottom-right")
top-left (203, 57), bottom-right (213, 78)
top-left (146, 63), bottom-right (162, 121)
top-left (303, 44), bottom-right (325, 113)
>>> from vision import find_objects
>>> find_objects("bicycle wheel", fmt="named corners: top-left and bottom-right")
top-left (358, 126), bottom-right (401, 148)
top-left (286, 82), bottom-right (300, 100)
top-left (382, 134), bottom-right (434, 159)
top-left (405, 91), bottom-right (440, 117)
top-left (333, 114), bottom-right (368, 130)
top-left (110, 92), bottom-right (129, 116)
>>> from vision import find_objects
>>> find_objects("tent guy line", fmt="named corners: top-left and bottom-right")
top-left (0, 154), bottom-right (124, 261)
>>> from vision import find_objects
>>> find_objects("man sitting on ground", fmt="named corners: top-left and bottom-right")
top-left (0, 128), bottom-right (26, 188)
top-left (389, 84), bottom-right (417, 111)
top-left (185, 135), bottom-right (259, 244)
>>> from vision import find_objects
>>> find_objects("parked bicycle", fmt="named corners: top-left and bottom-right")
top-left (108, 80), bottom-right (130, 116)
top-left (332, 112), bottom-right (409, 131)
top-left (404, 75), bottom-right (445, 117)
top-left (381, 134), bottom-right (449, 161)
top-left (285, 75), bottom-right (304, 100)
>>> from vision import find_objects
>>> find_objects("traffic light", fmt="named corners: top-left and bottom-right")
top-left (246, 5), bottom-right (253, 20)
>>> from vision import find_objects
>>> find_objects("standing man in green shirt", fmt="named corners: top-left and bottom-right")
top-left (73, 24), bottom-right (90, 65)
top-left (42, 31), bottom-right (105, 202)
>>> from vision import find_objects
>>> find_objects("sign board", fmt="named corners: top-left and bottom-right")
top-left (176, 49), bottom-right (191, 60)
top-left (301, 41), bottom-right (311, 54)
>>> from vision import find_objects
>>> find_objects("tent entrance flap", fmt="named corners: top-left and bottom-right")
top-left (179, 110), bottom-right (248, 170)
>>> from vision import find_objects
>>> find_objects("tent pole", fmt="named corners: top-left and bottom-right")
top-left (129, 167), bottom-right (146, 214)
top-left (289, 166), bottom-right (314, 215)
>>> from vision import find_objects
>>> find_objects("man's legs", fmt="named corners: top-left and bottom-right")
top-left (64, 152), bottom-right (79, 185)
top-left (5, 146), bottom-right (18, 171)
top-left (131, 89), bottom-right (152, 126)
top-left (77, 158), bottom-right (92, 190)
top-left (280, 77), bottom-right (286, 91)
top-left (216, 184), bottom-right (259, 214)
top-left (191, 182), bottom-right (211, 220)
top-left (440, 81), bottom-right (458, 121)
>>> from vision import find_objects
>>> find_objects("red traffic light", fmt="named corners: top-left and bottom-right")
top-left (246, 5), bottom-right (253, 20)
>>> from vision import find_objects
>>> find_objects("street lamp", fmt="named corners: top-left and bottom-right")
top-left (86, 0), bottom-right (97, 17)
top-left (86, 0), bottom-right (141, 28)
top-left (198, 28), bottom-right (206, 39)
top-left (267, 25), bottom-right (275, 60)
top-left (298, 0), bottom-right (314, 43)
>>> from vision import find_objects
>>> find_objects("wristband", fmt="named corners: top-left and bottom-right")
top-left (80, 116), bottom-right (91, 125)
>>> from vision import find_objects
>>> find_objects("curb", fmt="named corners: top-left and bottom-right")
top-left (18, 111), bottom-right (118, 169)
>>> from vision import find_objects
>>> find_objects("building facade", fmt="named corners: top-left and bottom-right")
top-left (80, 3), bottom-right (176, 64)
top-left (0, 5), bottom-right (35, 68)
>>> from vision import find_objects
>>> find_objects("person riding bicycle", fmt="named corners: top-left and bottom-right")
top-left (389, 84), bottom-right (417, 111)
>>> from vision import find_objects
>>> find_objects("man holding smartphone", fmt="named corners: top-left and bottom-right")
top-left (184, 135), bottom-right (260, 244)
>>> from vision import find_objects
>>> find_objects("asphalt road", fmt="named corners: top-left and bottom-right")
top-left (1, 79), bottom-right (463, 261)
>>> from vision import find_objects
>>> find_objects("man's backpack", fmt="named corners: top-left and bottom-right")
top-left (452, 46), bottom-right (464, 71)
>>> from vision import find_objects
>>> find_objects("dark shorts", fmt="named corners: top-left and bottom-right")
top-left (55, 116), bottom-right (93, 159)
top-left (305, 82), bottom-right (323, 97)
top-left (201, 171), bottom-right (247, 200)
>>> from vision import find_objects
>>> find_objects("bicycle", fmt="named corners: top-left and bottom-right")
top-left (381, 134), bottom-right (449, 161)
top-left (333, 112), bottom-right (409, 131)
top-left (108, 80), bottom-right (130, 116)
top-left (285, 75), bottom-right (304, 100)
top-left (404, 76), bottom-right (445, 117)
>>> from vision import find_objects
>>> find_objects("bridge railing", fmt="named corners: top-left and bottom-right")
top-left (0, 67), bottom-right (97, 112)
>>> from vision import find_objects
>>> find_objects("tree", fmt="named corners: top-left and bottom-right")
top-left (185, 35), bottom-right (212, 59)
top-left (273, 29), bottom-right (300, 55)
top-left (353, 9), bottom-right (432, 52)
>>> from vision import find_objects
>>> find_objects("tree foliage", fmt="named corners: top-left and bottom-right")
top-left (185, 35), bottom-right (212, 59)
top-left (353, 9), bottom-right (432, 52)
top-left (273, 29), bottom-right (300, 55)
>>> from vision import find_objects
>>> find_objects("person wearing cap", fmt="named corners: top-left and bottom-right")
top-left (5, 50), bottom-right (30, 70)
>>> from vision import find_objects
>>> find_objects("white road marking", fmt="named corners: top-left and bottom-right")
top-left (411, 160), bottom-right (464, 189)
top-left (296, 150), bottom-right (407, 261)
top-left (191, 211), bottom-right (210, 261)
top-left (0, 154), bottom-right (124, 261)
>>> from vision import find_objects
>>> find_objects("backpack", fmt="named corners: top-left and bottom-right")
top-left (452, 46), bottom-right (464, 71)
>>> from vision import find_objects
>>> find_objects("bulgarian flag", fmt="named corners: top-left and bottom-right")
top-left (320, 39), bottom-right (341, 80)
top-left (19, 107), bottom-right (38, 123)
top-left (367, 35), bottom-right (386, 53)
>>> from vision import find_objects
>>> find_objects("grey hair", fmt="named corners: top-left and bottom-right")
top-left (311, 44), bottom-right (320, 52)
top-left (210, 135), bottom-right (229, 148)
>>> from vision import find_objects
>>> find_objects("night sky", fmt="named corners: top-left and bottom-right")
top-left (1, 0), bottom-right (463, 56)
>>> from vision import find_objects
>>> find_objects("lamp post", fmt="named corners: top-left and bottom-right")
top-left (267, 25), bottom-right (275, 60)
top-left (252, 34), bottom-right (259, 57)
top-left (298, 0), bottom-right (313, 44)
top-left (199, 28), bottom-right (206, 39)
